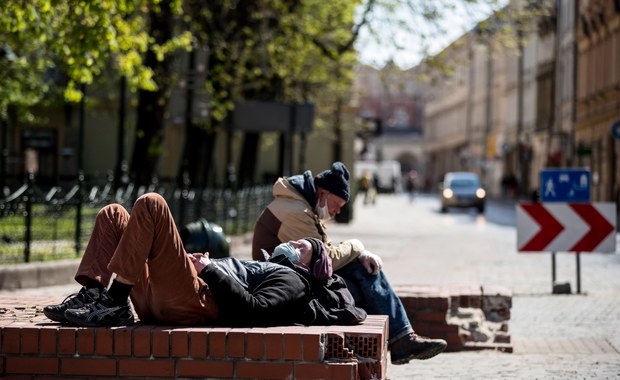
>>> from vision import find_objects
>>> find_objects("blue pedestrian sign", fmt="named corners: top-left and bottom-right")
top-left (540, 168), bottom-right (590, 202)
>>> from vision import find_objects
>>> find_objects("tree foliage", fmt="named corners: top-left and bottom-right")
top-left (1, 0), bottom-right (540, 186)
top-left (0, 0), bottom-right (190, 119)
top-left (178, 0), bottom-right (364, 186)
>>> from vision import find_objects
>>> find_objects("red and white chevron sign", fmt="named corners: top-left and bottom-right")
top-left (517, 202), bottom-right (617, 253)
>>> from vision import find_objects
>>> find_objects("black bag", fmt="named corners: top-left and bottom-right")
top-left (180, 218), bottom-right (230, 258)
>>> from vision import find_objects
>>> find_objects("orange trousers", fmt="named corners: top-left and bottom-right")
top-left (74, 192), bottom-right (218, 325)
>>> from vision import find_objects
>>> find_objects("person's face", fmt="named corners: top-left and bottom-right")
top-left (318, 189), bottom-right (347, 218)
top-left (289, 239), bottom-right (313, 268)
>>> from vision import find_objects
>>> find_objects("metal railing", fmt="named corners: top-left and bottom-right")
top-left (0, 174), bottom-right (273, 264)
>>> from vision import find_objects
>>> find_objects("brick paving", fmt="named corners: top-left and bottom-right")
top-left (2, 193), bottom-right (620, 379)
top-left (326, 194), bottom-right (620, 379)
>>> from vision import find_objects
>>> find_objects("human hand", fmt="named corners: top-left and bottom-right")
top-left (190, 252), bottom-right (212, 273)
top-left (358, 250), bottom-right (383, 275)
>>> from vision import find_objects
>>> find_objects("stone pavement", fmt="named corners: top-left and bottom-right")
top-left (2, 193), bottom-right (620, 379)
top-left (326, 193), bottom-right (620, 379)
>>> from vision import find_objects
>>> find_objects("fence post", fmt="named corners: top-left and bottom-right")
top-left (75, 171), bottom-right (84, 256)
top-left (233, 190), bottom-right (240, 235)
top-left (246, 187), bottom-right (255, 233)
top-left (179, 184), bottom-right (187, 227)
top-left (24, 172), bottom-right (34, 263)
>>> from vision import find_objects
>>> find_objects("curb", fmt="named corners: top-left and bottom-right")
top-left (0, 259), bottom-right (78, 290)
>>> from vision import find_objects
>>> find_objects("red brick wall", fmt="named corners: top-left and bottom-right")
top-left (0, 311), bottom-right (388, 380)
top-left (394, 284), bottom-right (512, 352)
top-left (0, 284), bottom-right (512, 379)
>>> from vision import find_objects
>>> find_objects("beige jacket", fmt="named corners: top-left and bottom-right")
top-left (252, 177), bottom-right (363, 270)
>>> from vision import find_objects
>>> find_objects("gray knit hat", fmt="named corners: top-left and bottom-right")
top-left (314, 162), bottom-right (350, 202)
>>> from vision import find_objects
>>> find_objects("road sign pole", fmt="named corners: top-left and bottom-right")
top-left (576, 252), bottom-right (581, 294)
top-left (552, 252), bottom-right (556, 289)
top-left (517, 201), bottom-right (617, 294)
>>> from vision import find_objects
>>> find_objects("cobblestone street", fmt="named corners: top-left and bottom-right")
top-left (327, 193), bottom-right (620, 379)
top-left (2, 193), bottom-right (619, 379)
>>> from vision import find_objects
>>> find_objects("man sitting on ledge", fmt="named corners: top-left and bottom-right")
top-left (252, 162), bottom-right (448, 364)
top-left (44, 192), bottom-right (366, 328)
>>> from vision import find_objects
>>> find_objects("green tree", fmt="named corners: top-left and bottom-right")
top-left (181, 0), bottom-right (367, 187)
top-left (128, 0), bottom-right (192, 186)
top-left (0, 1), bottom-right (170, 115)
top-left (0, 0), bottom-right (191, 184)
top-left (1, 0), bottom-right (542, 188)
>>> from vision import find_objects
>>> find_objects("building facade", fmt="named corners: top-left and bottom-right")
top-left (422, 6), bottom-right (546, 197)
top-left (574, 0), bottom-right (620, 204)
top-left (352, 63), bottom-right (427, 187)
top-left (1, 48), bottom-right (357, 191)
top-left (420, 0), bottom-right (617, 201)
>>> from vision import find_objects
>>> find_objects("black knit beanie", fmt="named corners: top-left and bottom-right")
top-left (314, 162), bottom-right (350, 202)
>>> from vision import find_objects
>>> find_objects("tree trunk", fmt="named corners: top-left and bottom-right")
top-left (182, 126), bottom-right (216, 189)
top-left (130, 3), bottom-right (173, 186)
top-left (238, 132), bottom-right (260, 187)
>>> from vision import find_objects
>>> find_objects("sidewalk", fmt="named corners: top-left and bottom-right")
top-left (2, 193), bottom-right (619, 379)
top-left (333, 193), bottom-right (620, 379)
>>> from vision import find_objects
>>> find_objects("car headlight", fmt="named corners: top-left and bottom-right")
top-left (443, 188), bottom-right (454, 199)
top-left (476, 188), bottom-right (486, 198)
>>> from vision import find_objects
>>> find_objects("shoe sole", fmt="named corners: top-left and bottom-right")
top-left (43, 289), bottom-right (97, 323)
top-left (64, 314), bottom-right (134, 327)
top-left (43, 309), bottom-right (68, 323)
top-left (44, 301), bottom-right (96, 323)
top-left (64, 308), bottom-right (134, 328)
top-left (391, 344), bottom-right (447, 365)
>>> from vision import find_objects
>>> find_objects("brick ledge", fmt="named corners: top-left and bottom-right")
top-left (0, 295), bottom-right (387, 380)
top-left (394, 284), bottom-right (513, 353)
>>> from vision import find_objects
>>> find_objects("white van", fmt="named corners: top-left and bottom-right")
top-left (354, 160), bottom-right (401, 193)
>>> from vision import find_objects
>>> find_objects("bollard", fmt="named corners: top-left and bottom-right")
top-left (180, 218), bottom-right (230, 258)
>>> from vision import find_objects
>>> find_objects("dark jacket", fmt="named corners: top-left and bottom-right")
top-left (199, 255), bottom-right (366, 327)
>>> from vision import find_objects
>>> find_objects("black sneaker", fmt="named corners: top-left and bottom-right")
top-left (390, 333), bottom-right (448, 364)
top-left (43, 287), bottom-right (101, 323)
top-left (63, 290), bottom-right (134, 327)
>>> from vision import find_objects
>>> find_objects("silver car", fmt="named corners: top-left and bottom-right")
top-left (439, 172), bottom-right (486, 213)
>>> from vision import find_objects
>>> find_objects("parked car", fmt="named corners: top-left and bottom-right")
top-left (439, 172), bottom-right (486, 213)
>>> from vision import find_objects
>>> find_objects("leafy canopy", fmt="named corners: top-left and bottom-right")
top-left (0, 0), bottom-right (191, 119)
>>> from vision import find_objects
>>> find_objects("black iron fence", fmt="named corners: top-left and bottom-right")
top-left (0, 174), bottom-right (273, 264)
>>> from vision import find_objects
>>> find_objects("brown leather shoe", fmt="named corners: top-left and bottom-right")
top-left (390, 333), bottom-right (448, 364)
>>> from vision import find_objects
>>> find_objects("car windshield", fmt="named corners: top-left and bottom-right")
top-left (449, 179), bottom-right (479, 188)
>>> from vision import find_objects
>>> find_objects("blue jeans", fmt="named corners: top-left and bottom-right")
top-left (337, 261), bottom-right (413, 345)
